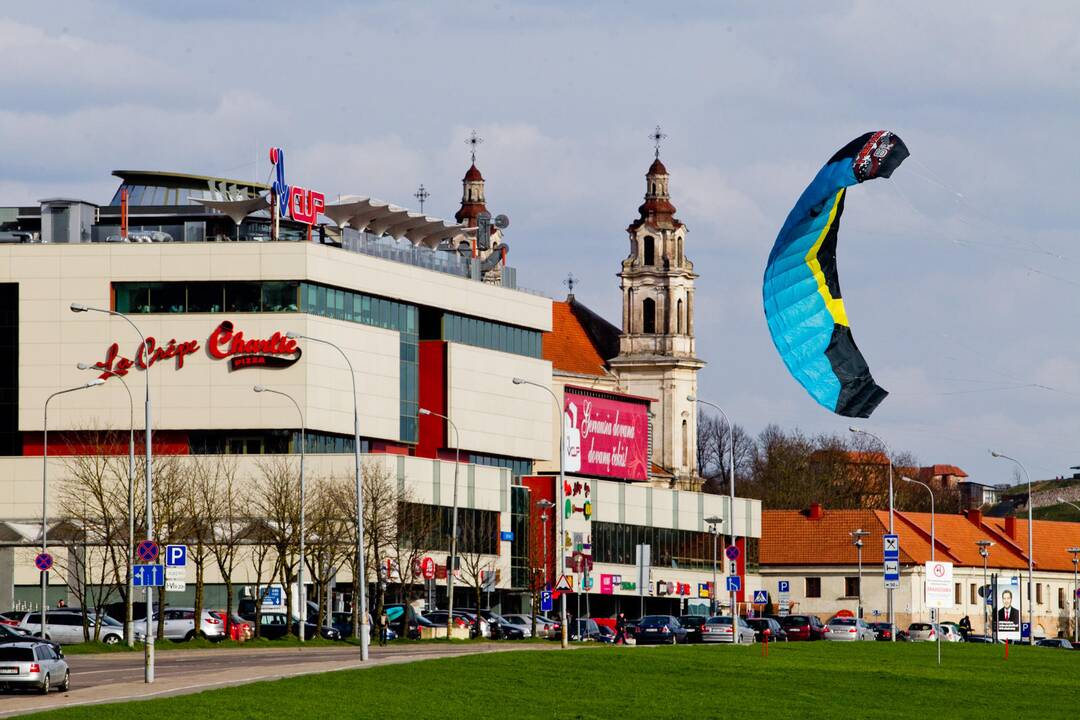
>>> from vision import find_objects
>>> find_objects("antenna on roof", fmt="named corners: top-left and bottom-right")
top-left (563, 272), bottom-right (578, 298)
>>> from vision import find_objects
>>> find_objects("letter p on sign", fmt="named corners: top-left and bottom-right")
top-left (165, 544), bottom-right (188, 568)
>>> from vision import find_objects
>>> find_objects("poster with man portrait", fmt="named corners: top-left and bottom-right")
top-left (994, 577), bottom-right (1022, 641)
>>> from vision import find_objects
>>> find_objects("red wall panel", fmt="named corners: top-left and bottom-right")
top-left (415, 340), bottom-right (447, 459)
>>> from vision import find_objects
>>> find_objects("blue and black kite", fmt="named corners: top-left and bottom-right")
top-left (762, 131), bottom-right (909, 418)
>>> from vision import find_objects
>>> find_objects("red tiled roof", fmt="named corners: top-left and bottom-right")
top-left (463, 163), bottom-right (483, 181)
top-left (919, 464), bottom-right (968, 479)
top-left (809, 450), bottom-right (890, 466)
top-left (761, 506), bottom-right (1080, 571)
top-left (542, 301), bottom-right (607, 377)
top-left (647, 158), bottom-right (668, 176)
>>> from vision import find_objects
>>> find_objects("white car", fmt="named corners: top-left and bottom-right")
top-left (15, 610), bottom-right (124, 645)
top-left (153, 608), bottom-right (226, 642)
top-left (701, 616), bottom-right (757, 643)
top-left (824, 617), bottom-right (876, 641)
top-left (0, 642), bottom-right (69, 693)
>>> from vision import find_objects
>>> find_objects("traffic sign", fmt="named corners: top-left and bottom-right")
top-left (882, 534), bottom-right (899, 560)
top-left (1021, 622), bottom-right (1031, 639)
top-left (136, 539), bottom-right (159, 563)
top-left (165, 580), bottom-right (186, 593)
top-left (753, 590), bottom-right (768, 604)
top-left (554, 575), bottom-right (573, 592)
top-left (133, 564), bottom-right (164, 587)
top-left (1076, 588), bottom-right (1080, 599)
top-left (540, 590), bottom-right (553, 612)
top-left (165, 566), bottom-right (184, 581)
top-left (778, 580), bottom-right (790, 594)
top-left (33, 553), bottom-right (53, 572)
top-left (500, 530), bottom-right (514, 542)
top-left (165, 544), bottom-right (187, 567)
top-left (924, 561), bottom-right (954, 608)
top-left (726, 575), bottom-right (741, 592)
top-left (884, 559), bottom-right (900, 589)
top-left (725, 545), bottom-right (740, 561)
top-left (421, 557), bottom-right (436, 581)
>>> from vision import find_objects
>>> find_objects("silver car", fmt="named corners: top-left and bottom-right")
top-left (15, 611), bottom-right (124, 645)
top-left (824, 617), bottom-right (876, 641)
top-left (0, 642), bottom-right (69, 693)
top-left (701, 616), bottom-right (757, 644)
top-left (153, 608), bottom-right (226, 642)
top-left (907, 622), bottom-right (938, 642)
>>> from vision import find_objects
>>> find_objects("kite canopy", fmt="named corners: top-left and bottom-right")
top-left (762, 131), bottom-right (910, 418)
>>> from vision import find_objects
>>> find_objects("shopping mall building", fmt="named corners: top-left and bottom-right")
top-left (0, 148), bottom-right (760, 618)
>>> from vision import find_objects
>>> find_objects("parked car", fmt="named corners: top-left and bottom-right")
top-left (479, 610), bottom-right (531, 638)
top-left (745, 617), bottom-right (787, 642)
top-left (938, 624), bottom-right (964, 642)
top-left (0, 624), bottom-right (62, 656)
top-left (595, 624), bottom-right (616, 643)
top-left (964, 634), bottom-right (995, 644)
top-left (422, 610), bottom-right (471, 632)
top-left (14, 611), bottom-right (124, 646)
top-left (0, 613), bottom-right (22, 628)
top-left (153, 608), bottom-right (226, 642)
top-left (502, 614), bottom-right (560, 638)
top-left (1036, 638), bottom-right (1074, 649)
top-left (701, 616), bottom-right (756, 644)
top-left (212, 611), bottom-right (253, 641)
top-left (678, 615), bottom-right (708, 643)
top-left (868, 622), bottom-right (895, 641)
top-left (0, 642), bottom-right (69, 694)
top-left (907, 622), bottom-right (937, 642)
top-left (824, 617), bottom-right (876, 641)
top-left (780, 615), bottom-right (827, 641)
top-left (566, 618), bottom-right (605, 642)
top-left (633, 615), bottom-right (688, 645)
top-left (241, 612), bottom-right (341, 640)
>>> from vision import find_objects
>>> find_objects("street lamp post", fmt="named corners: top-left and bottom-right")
top-left (851, 530), bottom-right (869, 619)
top-left (254, 386), bottom-right (306, 642)
top-left (513, 377), bottom-right (568, 649)
top-left (70, 303), bottom-right (156, 681)
top-left (902, 475), bottom-right (938, 662)
top-left (419, 408), bottom-right (461, 639)
top-left (706, 516), bottom-right (723, 616)
top-left (850, 427), bottom-right (896, 642)
top-left (42, 381), bottom-right (104, 641)
top-left (991, 451), bottom-right (1035, 646)
top-left (976, 540), bottom-right (993, 636)
top-left (77, 363), bottom-right (136, 646)
top-left (536, 498), bottom-right (555, 641)
top-left (286, 332), bottom-right (368, 659)
top-left (689, 397), bottom-right (739, 643)
top-left (1069, 548), bottom-right (1080, 644)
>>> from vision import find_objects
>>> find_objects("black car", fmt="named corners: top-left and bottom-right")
top-left (1036, 638), bottom-right (1074, 650)
top-left (633, 615), bottom-right (687, 645)
top-left (745, 617), bottom-right (787, 642)
top-left (868, 622), bottom-right (895, 641)
top-left (0, 624), bottom-right (63, 656)
top-left (677, 615), bottom-right (707, 643)
top-left (964, 634), bottom-right (995, 644)
top-left (241, 612), bottom-right (340, 640)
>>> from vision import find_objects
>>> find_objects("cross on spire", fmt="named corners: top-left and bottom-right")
top-left (563, 272), bottom-right (578, 297)
top-left (649, 124), bottom-right (667, 159)
top-left (413, 184), bottom-right (430, 213)
top-left (466, 130), bottom-right (484, 164)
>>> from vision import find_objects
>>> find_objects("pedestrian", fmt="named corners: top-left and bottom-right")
top-left (56, 599), bottom-right (66, 609)
top-left (959, 615), bottom-right (972, 639)
top-left (615, 612), bottom-right (626, 645)
top-left (379, 610), bottom-right (389, 646)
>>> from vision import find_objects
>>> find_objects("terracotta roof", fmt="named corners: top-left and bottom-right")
top-left (647, 158), bottom-right (668, 176)
top-left (463, 163), bottom-right (483, 181)
top-left (761, 505), bottom-right (1080, 571)
top-left (920, 464), bottom-right (968, 479)
top-left (808, 450), bottom-right (890, 466)
top-left (543, 301), bottom-right (608, 377)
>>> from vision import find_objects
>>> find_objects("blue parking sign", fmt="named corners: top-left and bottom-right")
top-left (778, 580), bottom-right (790, 594)
top-left (165, 544), bottom-right (187, 567)
top-left (726, 576), bottom-right (741, 592)
top-left (540, 590), bottom-right (553, 613)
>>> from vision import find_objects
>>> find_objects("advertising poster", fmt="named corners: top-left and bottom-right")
top-left (994, 576), bottom-right (1022, 641)
top-left (563, 393), bottom-right (649, 481)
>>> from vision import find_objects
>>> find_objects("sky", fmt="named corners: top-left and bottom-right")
top-left (2, 1), bottom-right (1078, 484)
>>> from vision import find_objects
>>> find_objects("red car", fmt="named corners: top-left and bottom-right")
top-left (779, 614), bottom-right (827, 641)
top-left (213, 610), bottom-right (252, 641)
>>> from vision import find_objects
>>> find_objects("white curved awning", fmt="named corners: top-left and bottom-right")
top-left (195, 195), bottom-right (270, 225)
top-left (325, 197), bottom-right (467, 248)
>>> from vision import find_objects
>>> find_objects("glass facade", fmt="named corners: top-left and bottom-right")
top-left (189, 429), bottom-right (368, 455)
top-left (510, 486), bottom-right (531, 589)
top-left (442, 312), bottom-right (542, 358)
top-left (398, 503), bottom-right (498, 556)
top-left (115, 281), bottom-right (299, 315)
top-left (593, 521), bottom-right (714, 570)
top-left (109, 184), bottom-right (263, 207)
top-left (469, 453), bottom-right (533, 479)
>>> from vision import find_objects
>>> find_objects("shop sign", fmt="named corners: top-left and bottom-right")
top-left (270, 147), bottom-right (325, 225)
top-left (92, 320), bottom-right (301, 378)
top-left (564, 392), bottom-right (649, 481)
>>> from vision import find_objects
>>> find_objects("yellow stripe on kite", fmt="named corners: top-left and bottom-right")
top-left (805, 188), bottom-right (849, 327)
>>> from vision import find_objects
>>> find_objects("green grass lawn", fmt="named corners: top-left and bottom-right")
top-left (29, 641), bottom-right (1080, 719)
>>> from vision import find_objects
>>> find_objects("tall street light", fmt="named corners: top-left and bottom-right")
top-left (42, 380), bottom-right (104, 641)
top-left (254, 385), bottom-right (306, 642)
top-left (990, 450), bottom-right (1035, 646)
top-left (76, 363), bottom-right (135, 646)
top-left (418, 408), bottom-right (460, 639)
top-left (512, 377), bottom-right (568, 649)
top-left (706, 516), bottom-right (723, 616)
top-left (850, 427), bottom-right (895, 642)
top-left (976, 540), bottom-right (993, 636)
top-left (850, 529), bottom-right (870, 619)
top-left (285, 331), bottom-right (368, 659)
top-left (902, 474), bottom-right (938, 663)
top-left (1068, 546), bottom-right (1080, 645)
top-left (70, 302), bottom-right (157, 681)
top-left (536, 498), bottom-right (555, 641)
top-left (689, 396), bottom-right (739, 643)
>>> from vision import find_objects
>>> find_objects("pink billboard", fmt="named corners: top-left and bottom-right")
top-left (563, 392), bottom-right (649, 481)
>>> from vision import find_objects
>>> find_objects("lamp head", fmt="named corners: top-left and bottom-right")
top-left (990, 450), bottom-right (1001, 458)
top-left (704, 515), bottom-right (723, 525)
top-left (76, 362), bottom-right (91, 370)
top-left (253, 385), bottom-right (266, 393)
top-left (512, 377), bottom-right (525, 385)
top-left (686, 395), bottom-right (696, 402)
top-left (285, 331), bottom-right (300, 340)
top-left (69, 303), bottom-right (88, 313)
top-left (85, 379), bottom-right (105, 388)
top-left (848, 426), bottom-right (860, 434)
top-left (418, 408), bottom-right (432, 416)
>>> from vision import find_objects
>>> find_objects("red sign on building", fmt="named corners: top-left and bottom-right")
top-left (563, 390), bottom-right (649, 481)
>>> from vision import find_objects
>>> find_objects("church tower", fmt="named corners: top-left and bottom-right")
top-left (453, 131), bottom-right (505, 283)
top-left (609, 134), bottom-right (705, 486)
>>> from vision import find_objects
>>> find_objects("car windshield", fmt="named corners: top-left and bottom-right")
top-left (0, 647), bottom-right (33, 661)
top-left (98, 615), bottom-right (122, 627)
top-left (783, 616), bottom-right (809, 625)
top-left (638, 616), bottom-right (670, 627)
top-left (706, 616), bottom-right (733, 625)
top-left (909, 623), bottom-right (932, 631)
top-left (830, 618), bottom-right (856, 626)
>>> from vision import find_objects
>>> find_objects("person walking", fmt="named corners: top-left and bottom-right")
top-left (379, 610), bottom-right (389, 646)
top-left (959, 615), bottom-right (972, 639)
top-left (615, 612), bottom-right (626, 645)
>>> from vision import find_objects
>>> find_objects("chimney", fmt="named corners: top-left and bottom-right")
top-left (965, 509), bottom-right (983, 526)
top-left (1005, 515), bottom-right (1017, 540)
top-left (808, 503), bottom-right (823, 520)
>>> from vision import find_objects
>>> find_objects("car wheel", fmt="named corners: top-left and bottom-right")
top-left (103, 634), bottom-right (120, 646)
top-left (184, 631), bottom-right (196, 642)
top-left (59, 671), bottom-right (70, 693)
top-left (38, 673), bottom-right (50, 695)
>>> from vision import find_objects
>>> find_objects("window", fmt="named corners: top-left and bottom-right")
top-left (441, 312), bottom-right (541, 359)
top-left (806, 577), bottom-right (821, 598)
top-left (681, 419), bottom-right (688, 467)
top-left (1036, 582), bottom-right (1043, 605)
top-left (643, 236), bottom-right (655, 266)
top-left (225, 282), bottom-right (261, 312)
top-left (970, 583), bottom-right (977, 605)
top-left (1058, 587), bottom-right (1065, 609)
top-left (954, 583), bottom-right (962, 605)
top-left (642, 298), bottom-right (656, 334)
top-left (844, 577), bottom-right (860, 598)
top-left (677, 298), bottom-right (684, 333)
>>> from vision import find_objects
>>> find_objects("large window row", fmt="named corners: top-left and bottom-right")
top-left (115, 281), bottom-right (299, 314)
top-left (442, 312), bottom-right (541, 358)
top-left (189, 430), bottom-right (368, 455)
top-left (593, 521), bottom-right (714, 570)
top-left (398, 503), bottom-right (499, 556)
top-left (469, 452), bottom-right (533, 479)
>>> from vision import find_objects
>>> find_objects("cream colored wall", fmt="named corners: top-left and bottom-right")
top-left (591, 478), bottom-right (759, 537)
top-left (446, 343), bottom-right (552, 460)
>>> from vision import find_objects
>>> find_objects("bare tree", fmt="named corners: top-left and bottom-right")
top-left (150, 454), bottom-right (187, 640)
top-left (457, 516), bottom-right (497, 638)
top-left (253, 457), bottom-right (301, 638)
top-left (304, 475), bottom-right (350, 631)
top-left (203, 456), bottom-right (244, 634)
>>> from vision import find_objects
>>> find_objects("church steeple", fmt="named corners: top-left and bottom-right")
top-left (455, 162), bottom-right (487, 227)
